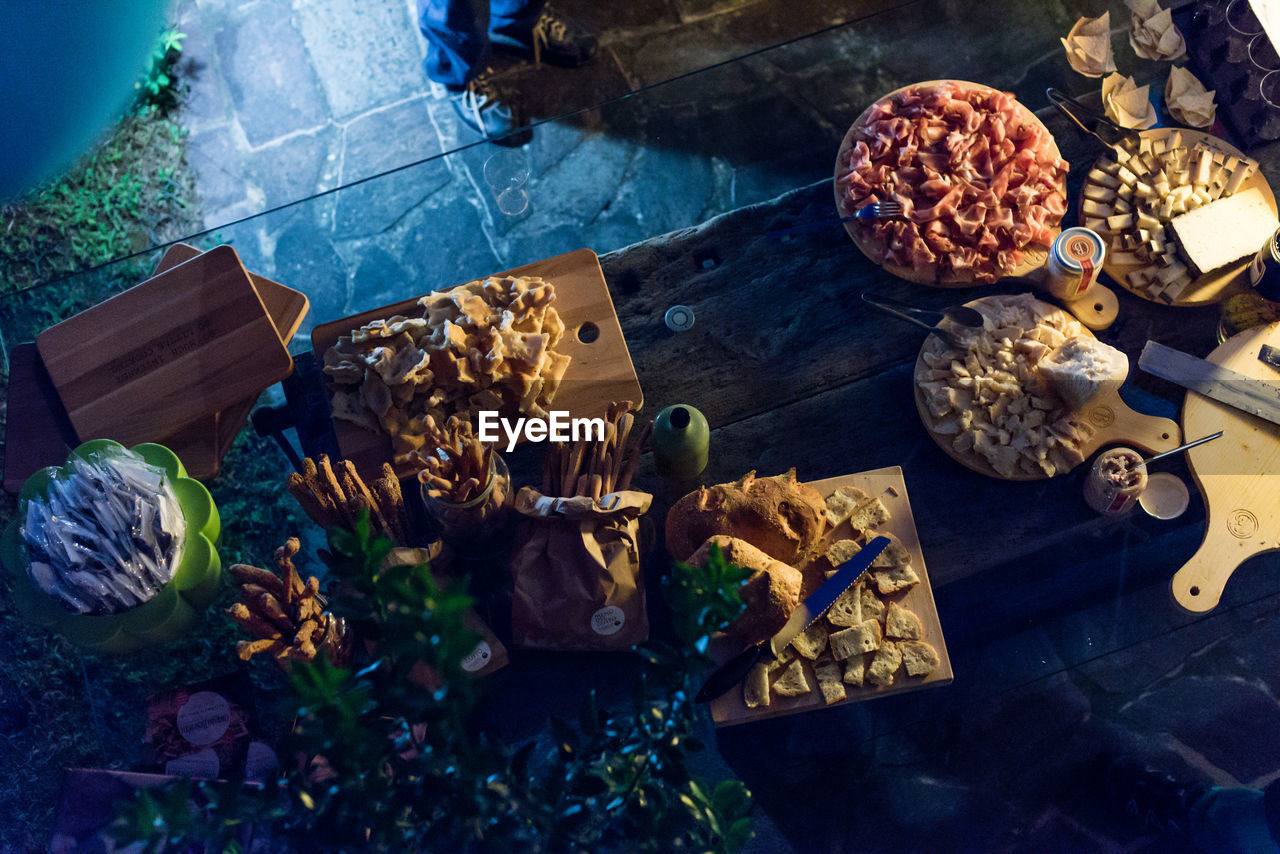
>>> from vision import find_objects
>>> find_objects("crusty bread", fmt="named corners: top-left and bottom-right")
top-left (814, 660), bottom-right (846, 705)
top-left (666, 469), bottom-right (827, 565)
top-left (842, 654), bottom-right (867, 686)
top-left (743, 662), bottom-right (771, 708)
top-left (772, 659), bottom-right (810, 696)
top-left (900, 640), bottom-right (940, 677)
top-left (687, 535), bottom-right (802, 646)
top-left (826, 586), bottom-right (861, 626)
top-left (826, 538), bottom-right (862, 566)
top-left (830, 620), bottom-right (881, 660)
top-left (824, 487), bottom-right (870, 527)
top-left (791, 623), bottom-right (828, 660)
top-left (874, 564), bottom-right (920, 595)
top-left (866, 641), bottom-right (902, 687)
top-left (885, 602), bottom-right (923, 640)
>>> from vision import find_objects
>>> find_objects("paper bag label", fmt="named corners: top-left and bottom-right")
top-left (591, 606), bottom-right (625, 636)
top-left (461, 640), bottom-right (493, 672)
top-left (176, 691), bottom-right (231, 746)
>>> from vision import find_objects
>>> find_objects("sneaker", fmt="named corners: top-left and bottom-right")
top-left (492, 5), bottom-right (598, 68)
top-left (442, 70), bottom-right (524, 140)
top-left (1104, 756), bottom-right (1209, 837)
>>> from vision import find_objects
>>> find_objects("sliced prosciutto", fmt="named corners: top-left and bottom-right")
top-left (836, 81), bottom-right (1069, 284)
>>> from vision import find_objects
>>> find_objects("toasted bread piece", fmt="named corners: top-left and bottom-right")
top-left (848, 496), bottom-right (890, 532)
top-left (885, 602), bottom-right (923, 640)
top-left (842, 654), bottom-right (867, 686)
top-left (830, 620), bottom-right (882, 660)
top-left (825, 586), bottom-right (862, 627)
top-left (791, 623), bottom-right (828, 660)
top-left (900, 640), bottom-right (940, 677)
top-left (814, 660), bottom-right (846, 705)
top-left (871, 536), bottom-right (911, 568)
top-left (824, 487), bottom-right (870, 527)
top-left (826, 538), bottom-right (861, 566)
top-left (874, 564), bottom-right (920, 595)
top-left (743, 662), bottom-right (771, 708)
top-left (861, 587), bottom-right (886, 623)
top-left (772, 659), bottom-right (810, 696)
top-left (866, 641), bottom-right (902, 687)
top-left (767, 647), bottom-right (795, 673)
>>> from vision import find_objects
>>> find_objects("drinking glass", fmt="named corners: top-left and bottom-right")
top-left (483, 149), bottom-right (531, 216)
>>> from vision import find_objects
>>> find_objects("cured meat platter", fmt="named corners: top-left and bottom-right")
top-left (835, 79), bottom-right (1066, 287)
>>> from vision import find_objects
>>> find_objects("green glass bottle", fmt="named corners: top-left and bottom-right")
top-left (653, 404), bottom-right (709, 479)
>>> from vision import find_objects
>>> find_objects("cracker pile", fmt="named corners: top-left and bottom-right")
top-left (744, 487), bottom-right (939, 709)
top-left (286, 455), bottom-right (411, 544)
top-left (542, 401), bottom-right (649, 499)
top-left (226, 538), bottom-right (352, 668)
top-left (410, 415), bottom-right (500, 504)
top-left (917, 294), bottom-right (1095, 478)
top-left (323, 275), bottom-right (572, 465)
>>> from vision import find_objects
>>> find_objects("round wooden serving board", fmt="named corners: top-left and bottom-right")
top-left (914, 295), bottom-right (1182, 480)
top-left (1080, 128), bottom-right (1278, 307)
top-left (835, 80), bottom-right (1064, 287)
top-left (1172, 322), bottom-right (1280, 612)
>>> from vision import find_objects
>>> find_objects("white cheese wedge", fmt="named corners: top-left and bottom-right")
top-left (1223, 164), bottom-right (1251, 197)
top-left (1191, 150), bottom-right (1212, 185)
top-left (1088, 169), bottom-right (1122, 189)
top-left (1082, 198), bottom-right (1112, 217)
top-left (1137, 211), bottom-right (1163, 232)
top-left (1084, 216), bottom-right (1108, 232)
top-left (1127, 268), bottom-right (1153, 288)
top-left (1157, 260), bottom-right (1188, 284)
top-left (1038, 336), bottom-right (1130, 411)
top-left (1111, 250), bottom-right (1142, 266)
top-left (1117, 165), bottom-right (1139, 186)
top-left (1107, 213), bottom-right (1135, 230)
top-left (1169, 188), bottom-right (1279, 277)
top-left (1084, 183), bottom-right (1117, 203)
top-left (1162, 273), bottom-right (1193, 301)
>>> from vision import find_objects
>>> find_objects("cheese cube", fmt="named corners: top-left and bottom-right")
top-left (1111, 250), bottom-right (1142, 266)
top-left (1113, 198), bottom-right (1132, 214)
top-left (1162, 274), bottom-right (1193, 301)
top-left (1224, 164), bottom-right (1252, 197)
top-left (1127, 268), bottom-right (1153, 288)
top-left (1137, 211), bottom-right (1163, 232)
top-left (1117, 165), bottom-right (1139, 186)
top-left (1169, 187), bottom-right (1279, 277)
top-left (1084, 216), bottom-right (1108, 232)
top-left (1107, 213), bottom-right (1135, 230)
top-left (1088, 169), bottom-right (1122, 189)
top-left (1082, 198), bottom-right (1112, 217)
top-left (1192, 150), bottom-right (1212, 185)
top-left (1084, 183), bottom-right (1117, 203)
top-left (1157, 260), bottom-right (1188, 284)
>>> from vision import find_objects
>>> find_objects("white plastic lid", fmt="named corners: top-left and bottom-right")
top-left (1139, 472), bottom-right (1190, 520)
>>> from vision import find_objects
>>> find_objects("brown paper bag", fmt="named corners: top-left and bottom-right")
top-left (511, 487), bottom-right (652, 650)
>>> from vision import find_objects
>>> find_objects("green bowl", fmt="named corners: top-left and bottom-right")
top-left (0, 440), bottom-right (222, 653)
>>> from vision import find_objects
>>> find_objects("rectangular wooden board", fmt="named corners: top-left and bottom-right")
top-left (146, 244), bottom-right (309, 479)
top-left (2, 344), bottom-right (80, 492)
top-left (310, 248), bottom-right (643, 478)
top-left (36, 245), bottom-right (294, 449)
top-left (710, 466), bottom-right (952, 726)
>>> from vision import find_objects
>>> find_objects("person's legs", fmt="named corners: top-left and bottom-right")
top-left (488, 0), bottom-right (542, 45)
top-left (489, 0), bottom-right (597, 68)
top-left (417, 0), bottom-right (491, 88)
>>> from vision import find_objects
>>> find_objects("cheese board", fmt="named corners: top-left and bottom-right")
top-left (1171, 321), bottom-right (1280, 613)
top-left (311, 249), bottom-right (643, 479)
top-left (913, 295), bottom-right (1182, 480)
top-left (1078, 128), bottom-right (1278, 307)
top-left (148, 244), bottom-right (310, 479)
top-left (835, 79), bottom-right (1065, 286)
top-left (709, 467), bottom-right (952, 727)
top-left (36, 246), bottom-right (294, 450)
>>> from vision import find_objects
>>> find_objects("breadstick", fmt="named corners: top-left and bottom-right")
top-left (618, 421), bottom-right (652, 492)
top-left (228, 564), bottom-right (285, 598)
top-left (226, 603), bottom-right (283, 640)
top-left (611, 412), bottom-right (634, 493)
top-left (565, 441), bottom-right (587, 497)
top-left (315, 456), bottom-right (352, 526)
top-left (590, 473), bottom-right (602, 501)
top-left (575, 473), bottom-right (589, 497)
top-left (238, 638), bottom-right (284, 661)
top-left (339, 459), bottom-right (388, 535)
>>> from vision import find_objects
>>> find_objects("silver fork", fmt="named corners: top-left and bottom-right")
top-left (767, 200), bottom-right (903, 239)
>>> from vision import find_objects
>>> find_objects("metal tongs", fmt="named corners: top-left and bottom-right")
top-left (1046, 87), bottom-right (1142, 151)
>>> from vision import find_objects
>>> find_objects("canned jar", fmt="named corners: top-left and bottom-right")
top-left (1045, 227), bottom-right (1106, 300)
top-left (1083, 447), bottom-right (1148, 516)
top-left (420, 452), bottom-right (513, 547)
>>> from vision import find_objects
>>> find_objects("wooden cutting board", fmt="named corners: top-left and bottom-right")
top-left (1080, 128), bottom-right (1278, 307)
top-left (311, 248), bottom-right (643, 478)
top-left (36, 245), bottom-right (294, 451)
top-left (149, 244), bottom-right (309, 479)
top-left (710, 467), bottom-right (952, 727)
top-left (1172, 322), bottom-right (1280, 612)
top-left (914, 295), bottom-right (1182, 480)
top-left (835, 79), bottom-right (1062, 286)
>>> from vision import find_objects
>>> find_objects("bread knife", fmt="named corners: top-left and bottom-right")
top-left (1139, 341), bottom-right (1280, 427)
top-left (695, 535), bottom-right (890, 704)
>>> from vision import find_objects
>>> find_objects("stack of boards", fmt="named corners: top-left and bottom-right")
top-left (1080, 131), bottom-right (1276, 303)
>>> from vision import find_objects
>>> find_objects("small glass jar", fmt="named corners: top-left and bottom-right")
top-left (420, 452), bottom-right (513, 547)
top-left (1083, 447), bottom-right (1148, 516)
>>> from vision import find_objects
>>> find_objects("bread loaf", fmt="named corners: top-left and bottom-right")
top-left (666, 469), bottom-right (827, 565)
top-left (686, 535), bottom-right (802, 646)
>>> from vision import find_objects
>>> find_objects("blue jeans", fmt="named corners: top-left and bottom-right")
top-left (1189, 786), bottom-right (1280, 854)
top-left (417, 0), bottom-right (544, 88)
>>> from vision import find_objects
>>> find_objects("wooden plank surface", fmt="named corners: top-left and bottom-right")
top-left (2, 344), bottom-right (79, 492)
top-left (1173, 321), bottom-right (1280, 612)
top-left (710, 466), bottom-right (952, 726)
top-left (311, 248), bottom-right (642, 478)
top-left (146, 244), bottom-right (309, 479)
top-left (35, 246), bottom-right (293, 449)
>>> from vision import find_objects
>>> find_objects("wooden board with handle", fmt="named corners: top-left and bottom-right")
top-left (914, 295), bottom-right (1182, 480)
top-left (36, 245), bottom-right (294, 450)
top-left (148, 244), bottom-right (309, 479)
top-left (710, 467), bottom-right (952, 726)
top-left (1080, 128), bottom-right (1278, 307)
top-left (1172, 322), bottom-right (1280, 612)
top-left (311, 248), bottom-right (643, 479)
top-left (835, 79), bottom-right (1062, 286)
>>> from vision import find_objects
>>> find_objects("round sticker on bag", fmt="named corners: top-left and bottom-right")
top-left (176, 691), bottom-right (231, 746)
top-left (590, 606), bottom-right (625, 636)
top-left (461, 640), bottom-right (492, 672)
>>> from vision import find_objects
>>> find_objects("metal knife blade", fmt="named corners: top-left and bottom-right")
top-left (695, 535), bottom-right (890, 704)
top-left (1260, 344), bottom-right (1280, 373)
top-left (1139, 341), bottom-right (1280, 428)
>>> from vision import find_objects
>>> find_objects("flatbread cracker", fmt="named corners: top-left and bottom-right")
top-left (866, 641), bottom-right (902, 687)
top-left (824, 486), bottom-right (869, 527)
top-left (901, 640), bottom-right (940, 677)
top-left (885, 602), bottom-right (923, 640)
top-left (874, 564), bottom-right (921, 595)
top-left (848, 497), bottom-right (890, 532)
top-left (842, 655), bottom-right (867, 686)
top-left (773, 659), bottom-right (810, 696)
top-left (791, 623), bottom-right (828, 660)
top-left (826, 539), bottom-right (861, 566)
top-left (814, 660), bottom-right (847, 705)
top-left (830, 621), bottom-right (881, 659)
